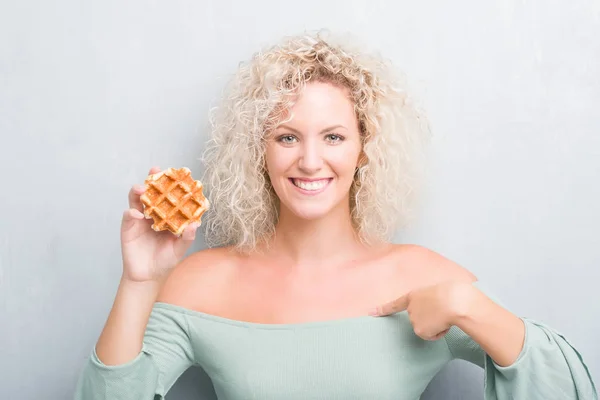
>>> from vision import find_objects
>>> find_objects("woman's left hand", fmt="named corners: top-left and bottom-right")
top-left (369, 280), bottom-right (475, 341)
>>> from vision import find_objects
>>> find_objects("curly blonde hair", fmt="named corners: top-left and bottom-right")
top-left (200, 30), bottom-right (431, 253)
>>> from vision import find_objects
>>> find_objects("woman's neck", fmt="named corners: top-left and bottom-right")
top-left (265, 204), bottom-right (370, 272)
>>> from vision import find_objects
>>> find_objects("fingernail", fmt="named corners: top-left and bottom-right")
top-left (368, 307), bottom-right (379, 317)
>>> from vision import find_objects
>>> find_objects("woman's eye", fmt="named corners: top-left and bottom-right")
top-left (278, 135), bottom-right (297, 144)
top-left (326, 134), bottom-right (344, 143)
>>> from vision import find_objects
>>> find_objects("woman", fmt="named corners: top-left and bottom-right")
top-left (75, 32), bottom-right (597, 399)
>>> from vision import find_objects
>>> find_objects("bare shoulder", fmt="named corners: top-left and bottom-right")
top-left (391, 243), bottom-right (478, 285)
top-left (156, 246), bottom-right (239, 308)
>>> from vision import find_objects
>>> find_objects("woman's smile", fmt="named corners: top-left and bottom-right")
top-left (289, 177), bottom-right (333, 195)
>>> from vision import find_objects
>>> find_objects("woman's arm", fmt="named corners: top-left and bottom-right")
top-left (95, 277), bottom-right (163, 365)
top-left (451, 283), bottom-right (526, 367)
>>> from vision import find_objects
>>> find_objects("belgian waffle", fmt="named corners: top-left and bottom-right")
top-left (140, 167), bottom-right (210, 236)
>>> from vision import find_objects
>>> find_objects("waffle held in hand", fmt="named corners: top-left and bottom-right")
top-left (140, 167), bottom-right (209, 236)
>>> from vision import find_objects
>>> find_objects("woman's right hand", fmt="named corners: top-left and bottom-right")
top-left (120, 166), bottom-right (200, 283)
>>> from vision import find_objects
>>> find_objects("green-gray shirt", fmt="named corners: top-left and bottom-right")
top-left (74, 281), bottom-right (598, 399)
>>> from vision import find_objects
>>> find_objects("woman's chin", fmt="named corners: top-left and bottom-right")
top-left (276, 191), bottom-right (352, 222)
top-left (284, 204), bottom-right (334, 222)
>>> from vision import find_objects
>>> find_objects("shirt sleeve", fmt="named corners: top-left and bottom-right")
top-left (74, 304), bottom-right (196, 400)
top-left (444, 281), bottom-right (598, 399)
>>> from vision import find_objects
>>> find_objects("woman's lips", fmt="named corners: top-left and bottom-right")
top-left (289, 178), bottom-right (332, 195)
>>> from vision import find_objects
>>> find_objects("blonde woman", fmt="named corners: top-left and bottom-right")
top-left (75, 32), bottom-right (597, 399)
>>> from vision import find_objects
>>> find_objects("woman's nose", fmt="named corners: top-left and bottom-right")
top-left (298, 142), bottom-right (323, 173)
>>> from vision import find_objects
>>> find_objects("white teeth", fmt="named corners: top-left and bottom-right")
top-left (292, 179), bottom-right (329, 191)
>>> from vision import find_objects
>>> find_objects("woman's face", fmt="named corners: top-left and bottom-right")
top-left (265, 81), bottom-right (362, 221)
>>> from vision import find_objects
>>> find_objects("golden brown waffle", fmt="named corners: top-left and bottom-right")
top-left (140, 167), bottom-right (210, 236)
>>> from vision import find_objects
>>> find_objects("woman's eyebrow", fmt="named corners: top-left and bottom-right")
top-left (277, 124), bottom-right (347, 134)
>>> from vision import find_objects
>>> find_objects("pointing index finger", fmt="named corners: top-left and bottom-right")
top-left (370, 293), bottom-right (410, 317)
